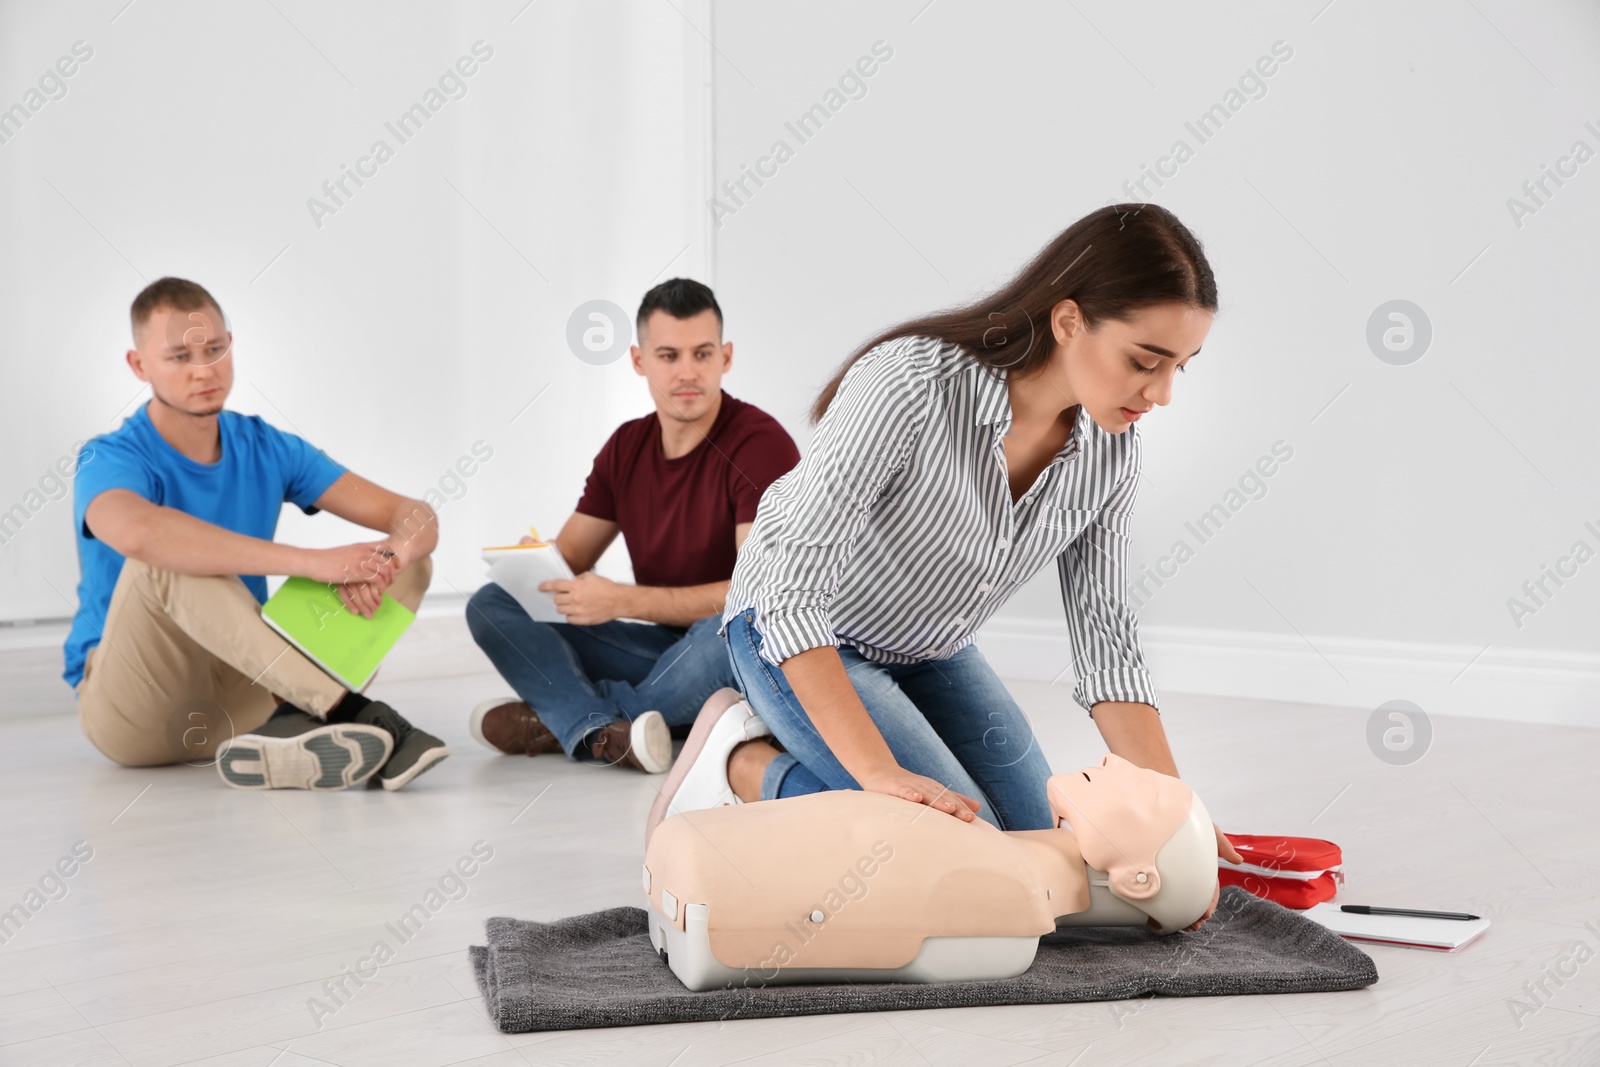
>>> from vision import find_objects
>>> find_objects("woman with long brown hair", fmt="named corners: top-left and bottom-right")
top-left (650, 203), bottom-right (1243, 929)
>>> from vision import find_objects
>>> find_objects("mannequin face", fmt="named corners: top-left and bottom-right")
top-left (1048, 753), bottom-right (1194, 899)
top-left (1046, 300), bottom-right (1211, 434)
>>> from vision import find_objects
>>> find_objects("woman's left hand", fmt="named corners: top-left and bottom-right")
top-left (1182, 823), bottom-right (1244, 932)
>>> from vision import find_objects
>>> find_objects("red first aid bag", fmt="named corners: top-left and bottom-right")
top-left (1217, 833), bottom-right (1344, 909)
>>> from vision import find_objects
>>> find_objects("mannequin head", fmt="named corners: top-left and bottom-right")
top-left (1048, 754), bottom-right (1217, 933)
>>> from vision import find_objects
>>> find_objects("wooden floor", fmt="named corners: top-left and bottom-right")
top-left (1, 617), bottom-right (1597, 1067)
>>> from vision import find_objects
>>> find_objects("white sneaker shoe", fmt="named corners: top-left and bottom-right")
top-left (645, 688), bottom-right (770, 846)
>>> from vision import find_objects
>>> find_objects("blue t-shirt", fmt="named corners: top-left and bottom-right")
top-left (63, 403), bottom-right (347, 690)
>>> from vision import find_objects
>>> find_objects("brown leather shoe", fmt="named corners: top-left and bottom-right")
top-left (470, 697), bottom-right (562, 757)
top-left (587, 710), bottom-right (672, 773)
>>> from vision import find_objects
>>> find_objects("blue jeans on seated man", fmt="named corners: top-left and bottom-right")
top-left (723, 607), bottom-right (1056, 831)
top-left (466, 582), bottom-right (738, 760)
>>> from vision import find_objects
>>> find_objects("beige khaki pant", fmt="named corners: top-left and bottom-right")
top-left (75, 556), bottom-right (432, 767)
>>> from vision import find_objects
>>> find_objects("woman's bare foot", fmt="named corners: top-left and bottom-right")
top-left (727, 738), bottom-right (781, 803)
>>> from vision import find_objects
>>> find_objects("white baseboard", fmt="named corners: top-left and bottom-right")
top-left (0, 619), bottom-right (69, 652)
top-left (7, 597), bottom-right (1595, 729)
top-left (975, 617), bottom-right (1600, 729)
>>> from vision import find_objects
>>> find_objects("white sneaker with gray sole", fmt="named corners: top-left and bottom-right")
top-left (216, 724), bottom-right (393, 791)
top-left (644, 688), bottom-right (768, 845)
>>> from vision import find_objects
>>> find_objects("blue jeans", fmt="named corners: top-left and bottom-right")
top-left (723, 608), bottom-right (1056, 831)
top-left (466, 582), bottom-right (737, 759)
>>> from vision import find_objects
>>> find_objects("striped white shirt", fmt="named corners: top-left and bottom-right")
top-left (721, 335), bottom-right (1159, 714)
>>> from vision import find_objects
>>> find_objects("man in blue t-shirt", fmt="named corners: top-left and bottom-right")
top-left (68, 277), bottom-right (448, 791)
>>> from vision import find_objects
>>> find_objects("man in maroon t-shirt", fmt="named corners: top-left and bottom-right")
top-left (466, 279), bottom-right (800, 773)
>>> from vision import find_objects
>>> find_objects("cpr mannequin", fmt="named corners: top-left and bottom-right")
top-left (644, 753), bottom-right (1218, 991)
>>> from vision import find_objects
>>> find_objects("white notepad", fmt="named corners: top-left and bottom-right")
top-left (482, 542), bottom-right (575, 623)
top-left (1302, 903), bottom-right (1490, 952)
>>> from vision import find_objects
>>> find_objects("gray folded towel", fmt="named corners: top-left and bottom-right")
top-left (468, 886), bottom-right (1377, 1032)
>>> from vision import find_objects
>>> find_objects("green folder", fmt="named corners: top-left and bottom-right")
top-left (260, 576), bottom-right (416, 691)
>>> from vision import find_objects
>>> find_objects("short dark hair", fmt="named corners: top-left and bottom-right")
top-left (130, 277), bottom-right (227, 343)
top-left (635, 277), bottom-right (722, 340)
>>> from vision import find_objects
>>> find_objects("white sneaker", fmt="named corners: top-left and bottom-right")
top-left (645, 688), bottom-right (770, 845)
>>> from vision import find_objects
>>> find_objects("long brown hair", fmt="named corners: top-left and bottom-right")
top-left (809, 203), bottom-right (1218, 424)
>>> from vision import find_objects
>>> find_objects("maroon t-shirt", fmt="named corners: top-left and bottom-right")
top-left (574, 392), bottom-right (800, 589)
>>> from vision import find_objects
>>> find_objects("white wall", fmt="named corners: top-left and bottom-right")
top-left (706, 1), bottom-right (1600, 724)
top-left (4, 1), bottom-right (1596, 727)
top-left (0, 0), bottom-right (712, 622)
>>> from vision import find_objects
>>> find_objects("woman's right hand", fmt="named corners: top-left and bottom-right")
top-left (859, 766), bottom-right (984, 822)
